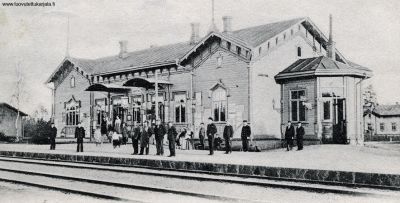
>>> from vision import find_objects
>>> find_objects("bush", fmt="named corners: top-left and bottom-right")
top-left (24, 118), bottom-right (52, 144)
top-left (0, 132), bottom-right (15, 142)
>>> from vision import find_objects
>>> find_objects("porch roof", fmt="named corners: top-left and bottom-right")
top-left (123, 77), bottom-right (172, 89)
top-left (275, 56), bottom-right (372, 83)
top-left (85, 83), bottom-right (131, 93)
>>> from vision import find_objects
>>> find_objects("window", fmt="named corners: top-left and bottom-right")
top-left (216, 55), bottom-right (223, 68)
top-left (174, 93), bottom-right (186, 123)
top-left (275, 37), bottom-right (279, 45)
top-left (227, 42), bottom-right (231, 50)
top-left (380, 123), bottom-right (385, 132)
top-left (290, 90), bottom-right (306, 122)
top-left (392, 123), bottom-right (397, 131)
top-left (70, 76), bottom-right (75, 88)
top-left (236, 46), bottom-right (241, 55)
top-left (66, 105), bottom-right (80, 126)
top-left (323, 101), bottom-right (331, 120)
top-left (212, 87), bottom-right (227, 122)
top-left (267, 42), bottom-right (270, 49)
top-left (258, 47), bottom-right (262, 55)
top-left (283, 33), bottom-right (286, 40)
top-left (132, 95), bottom-right (142, 123)
top-left (297, 47), bottom-right (302, 57)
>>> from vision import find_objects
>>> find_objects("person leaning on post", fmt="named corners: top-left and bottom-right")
top-left (206, 117), bottom-right (217, 155)
top-left (241, 120), bottom-right (251, 152)
top-left (284, 120), bottom-right (295, 151)
top-left (75, 122), bottom-right (85, 152)
top-left (49, 122), bottom-right (57, 150)
top-left (167, 121), bottom-right (178, 157)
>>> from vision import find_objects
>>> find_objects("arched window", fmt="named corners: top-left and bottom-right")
top-left (275, 37), bottom-right (279, 45)
top-left (66, 105), bottom-right (80, 126)
top-left (258, 47), bottom-right (262, 55)
top-left (212, 87), bottom-right (227, 122)
top-left (297, 47), bottom-right (302, 57)
top-left (70, 76), bottom-right (75, 88)
top-left (174, 93), bottom-right (186, 123)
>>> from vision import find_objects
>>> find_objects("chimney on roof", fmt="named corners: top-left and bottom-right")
top-left (190, 23), bottom-right (200, 45)
top-left (119, 40), bottom-right (128, 59)
top-left (222, 16), bottom-right (232, 33)
top-left (327, 14), bottom-right (336, 60)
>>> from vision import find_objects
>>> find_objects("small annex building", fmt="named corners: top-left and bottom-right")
top-left (0, 102), bottom-right (28, 138)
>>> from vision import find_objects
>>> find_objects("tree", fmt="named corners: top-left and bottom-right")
top-left (32, 104), bottom-right (50, 121)
top-left (10, 61), bottom-right (29, 142)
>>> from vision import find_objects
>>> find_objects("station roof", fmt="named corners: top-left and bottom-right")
top-left (275, 56), bottom-right (372, 83)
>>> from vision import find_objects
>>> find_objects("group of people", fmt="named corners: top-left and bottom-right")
top-left (48, 115), bottom-right (265, 155)
top-left (284, 120), bottom-right (305, 151)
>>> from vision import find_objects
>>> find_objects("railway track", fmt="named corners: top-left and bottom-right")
top-left (0, 156), bottom-right (398, 202)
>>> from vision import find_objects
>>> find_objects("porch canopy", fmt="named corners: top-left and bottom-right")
top-left (85, 83), bottom-right (131, 93)
top-left (122, 77), bottom-right (172, 89)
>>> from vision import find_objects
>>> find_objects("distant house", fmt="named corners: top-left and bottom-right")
top-left (0, 103), bottom-right (28, 137)
top-left (364, 104), bottom-right (400, 141)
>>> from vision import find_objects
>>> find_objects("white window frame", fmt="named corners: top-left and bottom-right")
top-left (289, 89), bottom-right (307, 122)
top-left (212, 87), bottom-right (227, 122)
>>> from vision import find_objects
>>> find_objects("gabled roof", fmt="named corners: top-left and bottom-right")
top-left (229, 18), bottom-right (305, 47)
top-left (0, 103), bottom-right (28, 116)
top-left (47, 17), bottom-right (353, 84)
top-left (373, 104), bottom-right (400, 117)
top-left (275, 56), bottom-right (372, 82)
top-left (91, 42), bottom-right (195, 75)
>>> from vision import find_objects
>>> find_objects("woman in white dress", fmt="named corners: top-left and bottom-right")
top-left (94, 126), bottom-right (102, 147)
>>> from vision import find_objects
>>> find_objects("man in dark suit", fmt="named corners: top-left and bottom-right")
top-left (223, 121), bottom-right (234, 154)
top-left (154, 119), bottom-right (166, 156)
top-left (206, 117), bottom-right (217, 155)
top-left (167, 122), bottom-right (177, 157)
top-left (241, 120), bottom-right (251, 152)
top-left (49, 123), bottom-right (57, 150)
top-left (75, 122), bottom-right (85, 152)
top-left (284, 121), bottom-right (295, 151)
top-left (296, 122), bottom-right (305, 150)
top-left (131, 121), bottom-right (141, 155)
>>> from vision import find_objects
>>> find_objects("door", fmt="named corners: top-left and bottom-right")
top-left (332, 98), bottom-right (347, 144)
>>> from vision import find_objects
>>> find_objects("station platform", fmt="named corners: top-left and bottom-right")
top-left (0, 142), bottom-right (399, 188)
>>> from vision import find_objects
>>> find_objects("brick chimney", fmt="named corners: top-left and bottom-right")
top-left (222, 16), bottom-right (232, 33)
top-left (190, 23), bottom-right (200, 45)
top-left (119, 40), bottom-right (128, 58)
top-left (327, 14), bottom-right (336, 60)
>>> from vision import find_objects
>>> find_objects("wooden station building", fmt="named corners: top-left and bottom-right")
top-left (46, 16), bottom-right (371, 148)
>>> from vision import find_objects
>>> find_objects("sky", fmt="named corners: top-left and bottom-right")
top-left (0, 0), bottom-right (399, 114)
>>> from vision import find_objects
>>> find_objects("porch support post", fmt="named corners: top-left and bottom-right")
top-left (155, 69), bottom-right (159, 121)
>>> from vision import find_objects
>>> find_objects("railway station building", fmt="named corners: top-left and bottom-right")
top-left (46, 16), bottom-right (371, 148)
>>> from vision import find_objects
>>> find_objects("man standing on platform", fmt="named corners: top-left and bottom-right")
top-left (75, 122), bottom-right (85, 152)
top-left (198, 123), bottom-right (205, 150)
top-left (206, 117), bottom-right (217, 155)
top-left (241, 120), bottom-right (251, 152)
top-left (139, 121), bottom-right (151, 155)
top-left (154, 119), bottom-right (166, 155)
top-left (223, 121), bottom-right (233, 154)
top-left (167, 122), bottom-right (177, 157)
top-left (296, 122), bottom-right (305, 151)
top-left (131, 121), bottom-right (141, 155)
top-left (284, 121), bottom-right (295, 151)
top-left (49, 123), bottom-right (57, 150)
